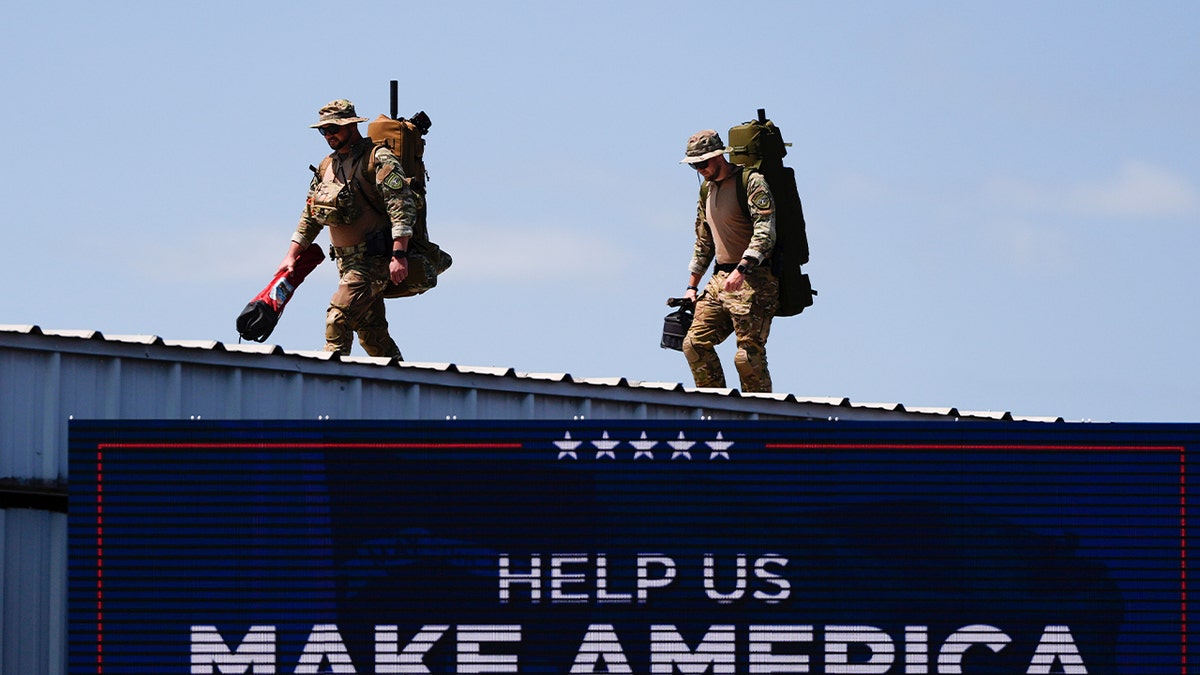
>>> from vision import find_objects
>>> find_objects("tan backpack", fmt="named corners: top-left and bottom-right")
top-left (364, 97), bottom-right (451, 298)
top-left (366, 112), bottom-right (429, 193)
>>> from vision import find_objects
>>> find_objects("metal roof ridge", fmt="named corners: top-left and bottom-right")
top-left (40, 328), bottom-right (105, 339)
top-left (395, 360), bottom-right (455, 372)
top-left (225, 343), bottom-right (285, 355)
top-left (103, 334), bottom-right (165, 346)
top-left (739, 391), bottom-right (796, 402)
top-left (954, 409), bottom-right (1010, 420)
top-left (574, 376), bottom-right (629, 387)
top-left (2, 324), bottom-right (1054, 422)
top-left (515, 371), bottom-right (574, 383)
top-left (795, 396), bottom-right (852, 406)
top-left (849, 401), bottom-right (907, 412)
top-left (905, 406), bottom-right (961, 417)
top-left (454, 364), bottom-right (516, 377)
top-left (337, 354), bottom-right (399, 366)
top-left (160, 337), bottom-right (226, 350)
top-left (1011, 415), bottom-right (1065, 423)
top-left (0, 324), bottom-right (40, 335)
top-left (682, 385), bottom-right (739, 396)
top-left (628, 381), bottom-right (687, 392)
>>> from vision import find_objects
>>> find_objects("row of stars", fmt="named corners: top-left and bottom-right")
top-left (553, 431), bottom-right (732, 460)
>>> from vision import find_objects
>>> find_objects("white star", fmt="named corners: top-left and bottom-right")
top-left (555, 431), bottom-right (581, 460)
top-left (669, 431), bottom-right (694, 460)
top-left (592, 430), bottom-right (619, 459)
top-left (707, 432), bottom-right (732, 460)
top-left (631, 431), bottom-right (656, 460)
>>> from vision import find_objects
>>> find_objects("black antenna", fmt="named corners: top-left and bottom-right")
top-left (390, 80), bottom-right (398, 120)
top-left (757, 108), bottom-right (767, 123)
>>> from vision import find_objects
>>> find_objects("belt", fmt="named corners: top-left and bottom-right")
top-left (714, 257), bottom-right (770, 274)
top-left (329, 242), bottom-right (369, 259)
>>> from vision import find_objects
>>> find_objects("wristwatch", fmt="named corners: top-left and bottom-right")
top-left (736, 258), bottom-right (756, 275)
top-left (391, 249), bottom-right (409, 260)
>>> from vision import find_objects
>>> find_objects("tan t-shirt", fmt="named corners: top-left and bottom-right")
top-left (705, 174), bottom-right (755, 264)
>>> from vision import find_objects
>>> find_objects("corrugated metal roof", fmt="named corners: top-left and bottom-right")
top-left (0, 323), bottom-right (1062, 485)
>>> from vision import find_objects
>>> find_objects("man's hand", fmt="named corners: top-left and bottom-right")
top-left (724, 269), bottom-right (745, 292)
top-left (275, 244), bottom-right (304, 277)
top-left (389, 257), bottom-right (409, 284)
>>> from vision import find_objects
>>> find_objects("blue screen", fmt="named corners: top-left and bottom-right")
top-left (69, 420), bottom-right (1195, 674)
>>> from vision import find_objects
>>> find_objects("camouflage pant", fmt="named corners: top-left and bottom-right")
top-left (325, 253), bottom-right (403, 359)
top-left (683, 267), bottom-right (779, 392)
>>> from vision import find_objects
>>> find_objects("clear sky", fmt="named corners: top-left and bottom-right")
top-left (2, 1), bottom-right (1197, 422)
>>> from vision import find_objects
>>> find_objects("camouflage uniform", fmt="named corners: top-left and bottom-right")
top-left (291, 100), bottom-right (419, 358)
top-left (679, 130), bottom-right (779, 392)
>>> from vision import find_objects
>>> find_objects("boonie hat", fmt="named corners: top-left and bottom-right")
top-left (680, 129), bottom-right (727, 164)
top-left (310, 99), bottom-right (369, 128)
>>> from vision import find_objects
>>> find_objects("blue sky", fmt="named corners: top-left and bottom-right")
top-left (2, 1), bottom-right (1197, 422)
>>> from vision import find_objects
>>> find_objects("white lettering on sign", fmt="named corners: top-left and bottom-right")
top-left (190, 625), bottom-right (275, 674)
top-left (189, 623), bottom-right (1089, 673)
top-left (498, 553), bottom-right (680, 603)
top-left (499, 553), bottom-right (789, 604)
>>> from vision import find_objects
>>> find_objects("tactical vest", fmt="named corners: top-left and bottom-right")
top-left (309, 141), bottom-right (389, 239)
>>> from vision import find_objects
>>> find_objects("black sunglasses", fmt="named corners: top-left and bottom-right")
top-left (318, 125), bottom-right (345, 137)
top-left (691, 159), bottom-right (710, 171)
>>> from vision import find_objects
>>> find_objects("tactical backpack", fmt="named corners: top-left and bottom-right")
top-left (367, 111), bottom-right (453, 298)
top-left (724, 109), bottom-right (815, 317)
top-left (360, 80), bottom-right (453, 298)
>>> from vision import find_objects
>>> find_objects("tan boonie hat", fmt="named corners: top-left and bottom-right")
top-left (680, 129), bottom-right (727, 164)
top-left (310, 99), bottom-right (369, 128)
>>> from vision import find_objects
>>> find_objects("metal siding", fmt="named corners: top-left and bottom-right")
top-left (1, 509), bottom-right (66, 675)
top-left (1, 350), bottom-right (52, 481)
top-left (180, 364), bottom-right (239, 419)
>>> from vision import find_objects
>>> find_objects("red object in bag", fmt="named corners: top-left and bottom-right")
top-left (235, 246), bottom-right (326, 342)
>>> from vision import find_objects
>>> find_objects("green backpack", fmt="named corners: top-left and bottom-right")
top-left (724, 109), bottom-right (814, 316)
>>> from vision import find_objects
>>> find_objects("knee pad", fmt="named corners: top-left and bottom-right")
top-left (325, 305), bottom-right (353, 353)
top-left (734, 345), bottom-right (765, 374)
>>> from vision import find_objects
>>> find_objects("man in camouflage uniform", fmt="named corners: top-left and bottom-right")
top-left (276, 99), bottom-right (420, 358)
top-left (679, 129), bottom-right (779, 392)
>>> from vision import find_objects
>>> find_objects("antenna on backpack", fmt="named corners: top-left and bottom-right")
top-left (390, 80), bottom-right (399, 120)
top-left (757, 108), bottom-right (766, 123)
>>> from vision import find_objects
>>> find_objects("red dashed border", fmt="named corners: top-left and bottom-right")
top-left (90, 441), bottom-right (1187, 673)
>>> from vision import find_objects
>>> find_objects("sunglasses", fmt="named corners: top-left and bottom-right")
top-left (691, 159), bottom-right (711, 171)
top-left (318, 125), bottom-right (345, 137)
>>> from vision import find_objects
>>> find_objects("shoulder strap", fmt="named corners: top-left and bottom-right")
top-left (699, 167), bottom-right (752, 220)
top-left (365, 138), bottom-right (381, 176)
top-left (358, 144), bottom-right (387, 217)
top-left (735, 166), bottom-right (752, 221)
